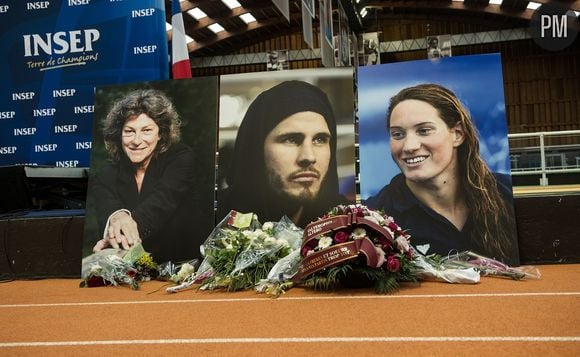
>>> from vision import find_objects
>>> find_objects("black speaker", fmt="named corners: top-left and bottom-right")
top-left (0, 165), bottom-right (88, 215)
top-left (0, 166), bottom-right (33, 214)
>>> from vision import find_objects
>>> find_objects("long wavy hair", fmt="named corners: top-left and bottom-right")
top-left (386, 83), bottom-right (515, 261)
top-left (102, 89), bottom-right (181, 162)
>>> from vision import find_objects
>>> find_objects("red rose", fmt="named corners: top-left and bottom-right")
top-left (386, 256), bottom-right (400, 272)
top-left (301, 239), bottom-right (318, 256)
top-left (86, 276), bottom-right (108, 288)
top-left (388, 222), bottom-right (399, 232)
top-left (333, 230), bottom-right (349, 243)
top-left (305, 239), bottom-right (318, 249)
top-left (378, 235), bottom-right (391, 250)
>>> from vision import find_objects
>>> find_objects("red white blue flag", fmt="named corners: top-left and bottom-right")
top-left (171, 0), bottom-right (192, 78)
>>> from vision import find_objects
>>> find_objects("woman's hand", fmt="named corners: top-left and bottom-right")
top-left (92, 211), bottom-right (142, 252)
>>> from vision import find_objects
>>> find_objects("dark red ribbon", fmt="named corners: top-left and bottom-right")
top-left (293, 237), bottom-right (380, 283)
top-left (295, 212), bottom-right (397, 283)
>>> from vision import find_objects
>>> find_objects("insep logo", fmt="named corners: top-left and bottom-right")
top-left (529, 3), bottom-right (579, 51)
top-left (23, 29), bottom-right (100, 57)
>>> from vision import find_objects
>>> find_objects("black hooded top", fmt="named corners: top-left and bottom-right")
top-left (216, 80), bottom-right (348, 227)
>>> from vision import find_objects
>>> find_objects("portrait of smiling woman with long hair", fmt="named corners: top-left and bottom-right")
top-left (364, 83), bottom-right (519, 266)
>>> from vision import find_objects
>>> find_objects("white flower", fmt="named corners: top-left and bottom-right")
top-left (317, 236), bottom-right (333, 249)
top-left (242, 230), bottom-right (260, 241)
top-left (262, 222), bottom-right (274, 231)
top-left (350, 227), bottom-right (367, 239)
top-left (263, 237), bottom-right (278, 247)
top-left (277, 239), bottom-right (290, 249)
top-left (395, 236), bottom-right (410, 253)
top-left (364, 215), bottom-right (380, 225)
top-left (176, 263), bottom-right (195, 281)
top-left (369, 210), bottom-right (385, 224)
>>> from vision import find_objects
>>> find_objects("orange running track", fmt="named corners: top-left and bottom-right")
top-left (0, 264), bottom-right (579, 357)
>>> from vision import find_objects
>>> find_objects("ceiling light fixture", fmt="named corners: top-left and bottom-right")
top-left (527, 2), bottom-right (541, 10)
top-left (360, 7), bottom-right (368, 18)
top-left (489, 0), bottom-right (503, 5)
top-left (222, 0), bottom-right (241, 10)
top-left (187, 8), bottom-right (207, 20)
top-left (208, 23), bottom-right (225, 33)
top-left (239, 13), bottom-right (257, 24)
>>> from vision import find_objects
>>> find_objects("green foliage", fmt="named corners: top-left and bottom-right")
top-left (300, 256), bottom-right (418, 295)
top-left (302, 263), bottom-right (353, 291)
top-left (373, 274), bottom-right (399, 294)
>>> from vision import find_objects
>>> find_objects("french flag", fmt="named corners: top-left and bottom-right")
top-left (171, 0), bottom-right (192, 79)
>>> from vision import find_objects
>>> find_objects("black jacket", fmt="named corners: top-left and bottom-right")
top-left (364, 173), bottom-right (519, 266)
top-left (93, 143), bottom-right (209, 262)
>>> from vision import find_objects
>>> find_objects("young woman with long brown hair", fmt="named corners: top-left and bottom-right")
top-left (365, 83), bottom-right (519, 265)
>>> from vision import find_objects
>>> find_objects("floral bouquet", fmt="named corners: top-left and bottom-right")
top-left (424, 251), bottom-right (541, 280)
top-left (260, 204), bottom-right (418, 296)
top-left (166, 211), bottom-right (302, 293)
top-left (80, 243), bottom-right (158, 289)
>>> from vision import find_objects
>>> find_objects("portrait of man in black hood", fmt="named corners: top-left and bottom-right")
top-left (216, 80), bottom-right (350, 227)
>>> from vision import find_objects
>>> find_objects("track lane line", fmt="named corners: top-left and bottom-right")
top-left (1, 291), bottom-right (579, 308)
top-left (1, 336), bottom-right (580, 347)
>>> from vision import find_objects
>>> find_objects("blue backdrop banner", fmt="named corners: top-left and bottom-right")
top-left (0, 0), bottom-right (169, 167)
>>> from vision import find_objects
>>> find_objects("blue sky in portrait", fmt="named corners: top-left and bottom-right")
top-left (358, 53), bottom-right (512, 199)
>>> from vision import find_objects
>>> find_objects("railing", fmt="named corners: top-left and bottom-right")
top-left (508, 130), bottom-right (580, 186)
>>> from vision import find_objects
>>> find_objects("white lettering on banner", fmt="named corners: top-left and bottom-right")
top-left (56, 160), bottom-right (79, 167)
top-left (35, 144), bottom-right (58, 152)
top-left (75, 141), bottom-right (92, 149)
top-left (33, 108), bottom-right (56, 117)
top-left (0, 111), bottom-right (16, 119)
top-left (132, 8), bottom-right (155, 17)
top-left (12, 92), bottom-right (36, 100)
top-left (23, 29), bottom-right (100, 57)
top-left (53, 89), bottom-right (76, 97)
top-left (14, 128), bottom-right (37, 136)
top-left (0, 147), bottom-right (17, 154)
top-left (51, 52), bottom-right (99, 67)
top-left (68, 0), bottom-right (90, 5)
top-left (133, 45), bottom-right (157, 54)
top-left (54, 124), bottom-right (78, 133)
top-left (27, 2), bottom-right (50, 10)
top-left (74, 105), bottom-right (93, 114)
top-left (0, 5), bottom-right (9, 13)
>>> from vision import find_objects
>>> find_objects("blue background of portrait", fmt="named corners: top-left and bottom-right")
top-left (358, 53), bottom-right (512, 199)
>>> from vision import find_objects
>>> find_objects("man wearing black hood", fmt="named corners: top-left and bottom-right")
top-left (217, 80), bottom-right (349, 227)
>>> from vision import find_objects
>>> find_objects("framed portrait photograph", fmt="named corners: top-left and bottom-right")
top-left (358, 53), bottom-right (520, 265)
top-left (216, 68), bottom-right (356, 228)
top-left (83, 78), bottom-right (218, 264)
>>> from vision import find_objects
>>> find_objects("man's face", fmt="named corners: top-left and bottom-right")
top-left (263, 111), bottom-right (331, 203)
top-left (121, 113), bottom-right (160, 169)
